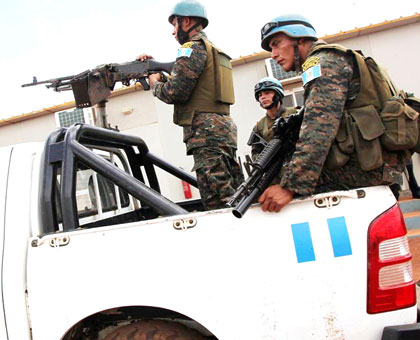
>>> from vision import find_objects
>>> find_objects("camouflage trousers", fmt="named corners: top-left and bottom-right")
top-left (192, 147), bottom-right (244, 210)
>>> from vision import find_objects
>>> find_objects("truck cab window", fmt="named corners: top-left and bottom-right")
top-left (55, 149), bottom-right (134, 226)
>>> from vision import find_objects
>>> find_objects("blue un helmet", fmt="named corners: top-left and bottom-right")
top-left (168, 0), bottom-right (208, 28)
top-left (254, 77), bottom-right (284, 101)
top-left (261, 14), bottom-right (317, 51)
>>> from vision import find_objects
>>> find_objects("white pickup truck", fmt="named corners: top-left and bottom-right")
top-left (0, 124), bottom-right (419, 340)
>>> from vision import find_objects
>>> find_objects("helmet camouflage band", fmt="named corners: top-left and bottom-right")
top-left (254, 77), bottom-right (284, 101)
top-left (168, 0), bottom-right (208, 28)
top-left (261, 14), bottom-right (317, 51)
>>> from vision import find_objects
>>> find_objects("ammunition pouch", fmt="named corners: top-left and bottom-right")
top-left (327, 106), bottom-right (385, 171)
top-left (325, 112), bottom-right (352, 170)
top-left (336, 111), bottom-right (354, 154)
top-left (325, 143), bottom-right (350, 170)
top-left (380, 97), bottom-right (419, 151)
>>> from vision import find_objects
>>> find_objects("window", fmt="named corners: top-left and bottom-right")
top-left (283, 94), bottom-right (295, 108)
top-left (55, 107), bottom-right (94, 127)
top-left (283, 90), bottom-right (304, 108)
top-left (295, 90), bottom-right (304, 107)
top-left (266, 58), bottom-right (298, 80)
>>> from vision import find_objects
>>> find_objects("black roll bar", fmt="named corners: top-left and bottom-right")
top-left (40, 124), bottom-right (197, 233)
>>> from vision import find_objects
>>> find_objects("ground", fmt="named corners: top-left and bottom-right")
top-left (409, 237), bottom-right (420, 283)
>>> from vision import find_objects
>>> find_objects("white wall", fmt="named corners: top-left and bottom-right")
top-left (0, 114), bottom-right (57, 146)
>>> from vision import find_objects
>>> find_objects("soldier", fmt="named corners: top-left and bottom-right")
top-left (257, 14), bottom-right (406, 212)
top-left (249, 77), bottom-right (285, 161)
top-left (249, 77), bottom-right (298, 161)
top-left (137, 0), bottom-right (243, 210)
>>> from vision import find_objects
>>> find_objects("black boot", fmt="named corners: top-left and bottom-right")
top-left (407, 162), bottom-right (420, 199)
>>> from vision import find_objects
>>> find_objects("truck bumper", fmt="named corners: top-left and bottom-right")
top-left (381, 322), bottom-right (420, 339)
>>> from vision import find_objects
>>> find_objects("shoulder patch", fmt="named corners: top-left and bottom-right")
top-left (176, 47), bottom-right (193, 59)
top-left (301, 64), bottom-right (322, 86)
top-left (302, 56), bottom-right (320, 72)
top-left (181, 41), bottom-right (194, 49)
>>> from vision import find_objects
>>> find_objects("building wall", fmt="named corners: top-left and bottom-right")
top-left (230, 59), bottom-right (270, 163)
top-left (1, 20), bottom-right (420, 199)
top-left (0, 114), bottom-right (56, 146)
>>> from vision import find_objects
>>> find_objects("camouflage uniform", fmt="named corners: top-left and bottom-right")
top-left (153, 31), bottom-right (243, 210)
top-left (279, 41), bottom-right (403, 196)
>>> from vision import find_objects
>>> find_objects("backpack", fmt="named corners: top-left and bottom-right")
top-left (311, 43), bottom-right (419, 171)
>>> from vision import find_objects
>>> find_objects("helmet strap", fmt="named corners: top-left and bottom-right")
top-left (176, 17), bottom-right (190, 45)
top-left (177, 17), bottom-right (202, 45)
top-left (293, 41), bottom-right (301, 73)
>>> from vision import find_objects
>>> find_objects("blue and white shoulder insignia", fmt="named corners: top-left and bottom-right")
top-left (301, 56), bottom-right (321, 86)
top-left (176, 41), bottom-right (194, 59)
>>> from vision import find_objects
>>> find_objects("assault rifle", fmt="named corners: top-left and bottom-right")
top-left (227, 107), bottom-right (304, 218)
top-left (21, 59), bottom-right (175, 108)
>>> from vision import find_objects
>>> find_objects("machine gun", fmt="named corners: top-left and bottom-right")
top-left (227, 107), bottom-right (304, 218)
top-left (22, 59), bottom-right (175, 108)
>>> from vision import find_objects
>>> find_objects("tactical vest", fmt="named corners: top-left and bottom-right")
top-left (256, 107), bottom-right (297, 142)
top-left (173, 37), bottom-right (235, 127)
top-left (308, 43), bottom-right (419, 171)
top-left (256, 116), bottom-right (275, 143)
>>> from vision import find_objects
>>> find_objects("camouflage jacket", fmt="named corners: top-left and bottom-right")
top-left (153, 31), bottom-right (237, 155)
top-left (279, 41), bottom-right (401, 196)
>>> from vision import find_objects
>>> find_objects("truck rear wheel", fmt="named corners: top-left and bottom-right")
top-left (101, 320), bottom-right (207, 340)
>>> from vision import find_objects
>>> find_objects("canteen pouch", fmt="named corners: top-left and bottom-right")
top-left (325, 143), bottom-right (350, 170)
top-left (380, 97), bottom-right (419, 151)
top-left (348, 105), bottom-right (384, 171)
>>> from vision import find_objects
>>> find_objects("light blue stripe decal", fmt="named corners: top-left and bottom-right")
top-left (291, 222), bottom-right (316, 263)
top-left (327, 217), bottom-right (352, 257)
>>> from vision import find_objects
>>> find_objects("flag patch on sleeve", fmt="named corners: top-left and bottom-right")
top-left (176, 47), bottom-right (193, 58)
top-left (302, 64), bottom-right (321, 86)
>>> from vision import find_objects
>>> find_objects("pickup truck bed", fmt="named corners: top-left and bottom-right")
top-left (0, 125), bottom-right (419, 340)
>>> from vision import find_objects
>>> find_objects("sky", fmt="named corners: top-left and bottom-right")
top-left (0, 0), bottom-right (419, 120)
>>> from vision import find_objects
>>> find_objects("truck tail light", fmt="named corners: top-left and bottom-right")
top-left (367, 203), bottom-right (416, 314)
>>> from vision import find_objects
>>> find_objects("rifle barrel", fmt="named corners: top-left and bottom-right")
top-left (21, 75), bottom-right (75, 88)
top-left (232, 188), bottom-right (260, 218)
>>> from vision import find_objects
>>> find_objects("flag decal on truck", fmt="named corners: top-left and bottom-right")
top-left (292, 217), bottom-right (352, 263)
top-left (327, 216), bottom-right (352, 257)
top-left (291, 222), bottom-right (316, 263)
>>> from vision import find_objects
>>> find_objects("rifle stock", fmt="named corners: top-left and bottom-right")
top-left (228, 107), bottom-right (304, 218)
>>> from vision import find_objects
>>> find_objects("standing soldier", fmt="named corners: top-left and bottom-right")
top-left (257, 14), bottom-right (407, 212)
top-left (138, 0), bottom-right (243, 210)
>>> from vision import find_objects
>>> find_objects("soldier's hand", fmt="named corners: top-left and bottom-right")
top-left (258, 185), bottom-right (294, 212)
top-left (148, 73), bottom-right (162, 87)
top-left (136, 54), bottom-right (154, 61)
